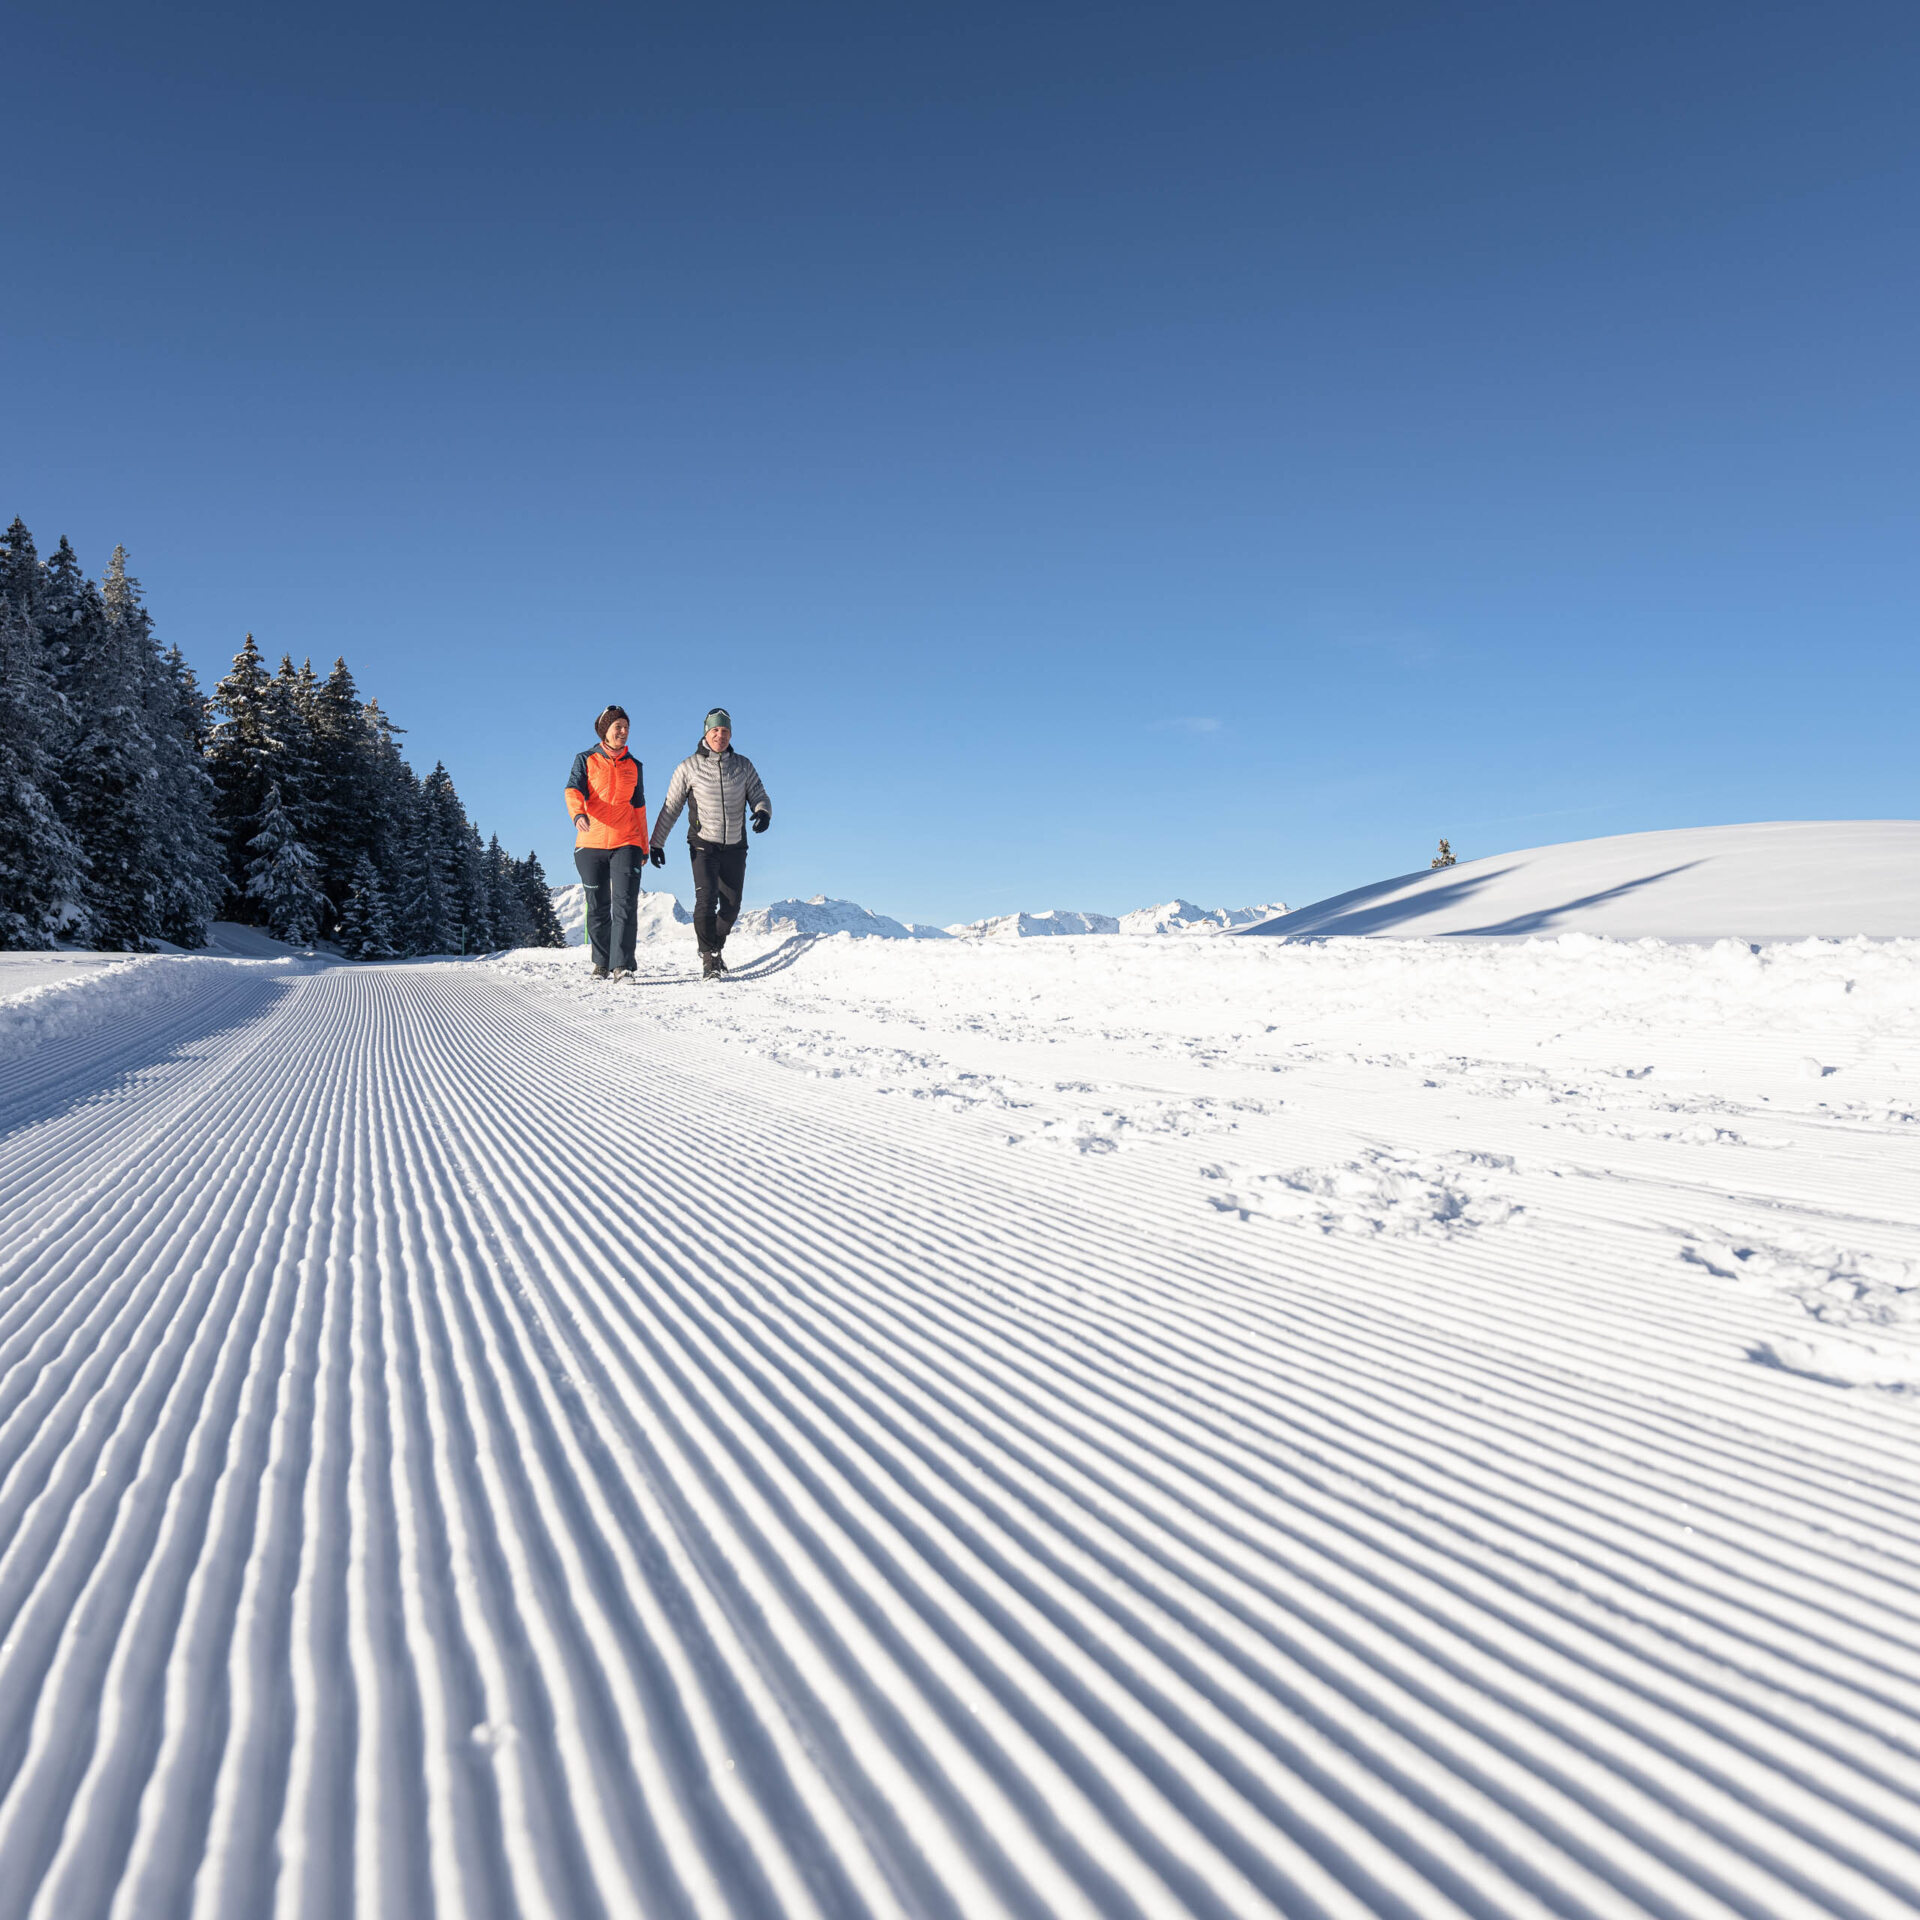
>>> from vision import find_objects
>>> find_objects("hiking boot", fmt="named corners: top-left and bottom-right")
top-left (591, 964), bottom-right (610, 980)
top-left (700, 952), bottom-right (721, 979)
top-left (712, 953), bottom-right (728, 974)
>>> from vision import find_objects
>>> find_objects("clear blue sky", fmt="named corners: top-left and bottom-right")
top-left (6, 1), bottom-right (1916, 923)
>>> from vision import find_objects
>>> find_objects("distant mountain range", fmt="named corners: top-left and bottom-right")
top-left (549, 887), bottom-right (1288, 946)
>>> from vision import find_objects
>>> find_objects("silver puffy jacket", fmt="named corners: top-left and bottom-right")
top-left (650, 745), bottom-right (771, 849)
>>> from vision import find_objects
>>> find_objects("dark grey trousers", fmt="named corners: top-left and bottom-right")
top-left (574, 844), bottom-right (642, 971)
top-left (689, 840), bottom-right (747, 955)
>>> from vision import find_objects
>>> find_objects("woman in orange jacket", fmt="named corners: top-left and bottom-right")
top-left (564, 705), bottom-right (650, 978)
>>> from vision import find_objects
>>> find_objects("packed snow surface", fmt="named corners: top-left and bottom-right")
top-left (5, 918), bottom-right (1920, 1916)
top-left (1254, 819), bottom-right (1920, 940)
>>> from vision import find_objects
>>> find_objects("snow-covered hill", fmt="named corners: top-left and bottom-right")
top-left (1248, 820), bottom-right (1920, 941)
top-left (8, 911), bottom-right (1920, 1914)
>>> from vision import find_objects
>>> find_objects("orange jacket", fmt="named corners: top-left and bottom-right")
top-left (564, 746), bottom-right (649, 850)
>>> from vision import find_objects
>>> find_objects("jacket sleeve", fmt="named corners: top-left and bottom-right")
top-left (564, 751), bottom-right (592, 823)
top-left (743, 758), bottom-right (770, 823)
top-left (628, 763), bottom-right (648, 848)
top-left (650, 761), bottom-right (690, 847)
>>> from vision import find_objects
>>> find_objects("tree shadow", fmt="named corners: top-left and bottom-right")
top-left (0, 968), bottom-right (298, 1141)
top-left (1238, 862), bottom-right (1704, 939)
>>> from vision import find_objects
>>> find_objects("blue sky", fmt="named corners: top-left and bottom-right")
top-left (5, 1), bottom-right (1916, 923)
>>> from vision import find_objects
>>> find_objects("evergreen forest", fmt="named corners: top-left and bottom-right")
top-left (0, 519), bottom-right (565, 955)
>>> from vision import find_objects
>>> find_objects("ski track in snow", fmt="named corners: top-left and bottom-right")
top-left (2, 938), bottom-right (1919, 1918)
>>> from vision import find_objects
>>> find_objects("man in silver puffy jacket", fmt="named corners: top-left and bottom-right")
top-left (648, 707), bottom-right (772, 977)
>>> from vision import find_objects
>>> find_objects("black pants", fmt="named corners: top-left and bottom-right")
top-left (574, 844), bottom-right (642, 972)
top-left (689, 840), bottom-right (747, 955)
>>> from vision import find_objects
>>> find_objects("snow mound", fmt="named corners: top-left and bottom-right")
top-left (734, 896), bottom-right (948, 942)
top-left (1242, 821), bottom-right (1920, 941)
top-left (949, 909), bottom-right (1121, 939)
top-left (0, 952), bottom-right (265, 1062)
top-left (1120, 899), bottom-right (1290, 936)
top-left (1201, 1148), bottom-right (1521, 1237)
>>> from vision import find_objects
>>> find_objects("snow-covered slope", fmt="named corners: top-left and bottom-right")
top-left (7, 932), bottom-right (1920, 1915)
top-left (1120, 898), bottom-right (1290, 935)
top-left (1248, 820), bottom-right (1920, 941)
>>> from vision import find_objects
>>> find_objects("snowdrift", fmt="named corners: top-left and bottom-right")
top-left (1244, 821), bottom-right (1920, 942)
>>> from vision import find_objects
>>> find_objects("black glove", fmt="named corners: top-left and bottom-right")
top-left (649, 844), bottom-right (666, 868)
top-left (751, 809), bottom-right (770, 834)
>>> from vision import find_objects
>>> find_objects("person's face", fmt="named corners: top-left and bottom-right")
top-left (603, 718), bottom-right (630, 754)
top-left (705, 725), bottom-right (731, 753)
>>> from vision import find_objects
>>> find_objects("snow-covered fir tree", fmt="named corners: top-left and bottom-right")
top-left (335, 852), bottom-right (398, 960)
top-left (207, 635), bottom-right (278, 913)
top-left (485, 835), bottom-right (535, 950)
top-left (149, 644), bottom-right (223, 946)
top-left (515, 850), bottom-right (568, 948)
top-left (1, 517), bottom-right (527, 953)
top-left (0, 571), bottom-right (84, 948)
top-left (244, 782), bottom-right (327, 944)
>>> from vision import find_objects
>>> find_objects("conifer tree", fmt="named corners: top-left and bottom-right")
top-left (54, 540), bottom-right (159, 947)
top-left (392, 774), bottom-right (447, 954)
top-left (311, 658), bottom-right (374, 921)
top-left (0, 518), bottom-right (43, 620)
top-left (91, 546), bottom-right (223, 949)
top-left (208, 636), bottom-right (278, 914)
top-left (150, 645), bottom-right (223, 946)
top-left (335, 852), bottom-right (397, 959)
top-left (419, 763), bottom-right (479, 951)
top-left (245, 782), bottom-right (326, 944)
top-left (1431, 838), bottom-right (1457, 870)
top-left (483, 835), bottom-right (534, 949)
top-left (0, 591), bottom-right (84, 947)
top-left (266, 656), bottom-right (325, 844)
top-left (4, 520), bottom-right (529, 952)
top-left (37, 536), bottom-right (105, 714)
top-left (514, 850), bottom-right (567, 948)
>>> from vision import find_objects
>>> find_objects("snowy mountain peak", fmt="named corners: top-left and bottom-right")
top-left (551, 885), bottom-right (1290, 946)
top-left (945, 909), bottom-right (1122, 940)
top-left (1118, 899), bottom-right (1290, 936)
top-left (734, 897), bottom-right (949, 941)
